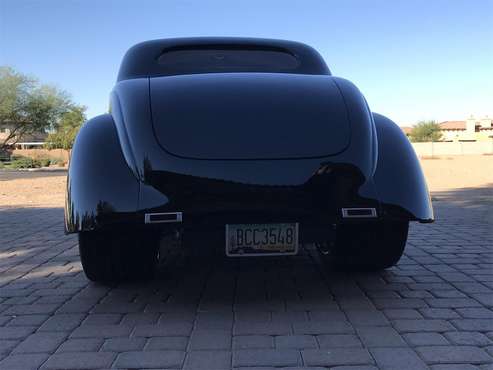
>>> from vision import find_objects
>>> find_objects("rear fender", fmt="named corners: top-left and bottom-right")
top-left (65, 114), bottom-right (140, 233)
top-left (372, 113), bottom-right (434, 222)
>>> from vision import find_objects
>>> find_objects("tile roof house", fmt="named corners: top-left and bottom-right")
top-left (439, 116), bottom-right (493, 142)
top-left (439, 121), bottom-right (467, 130)
top-left (0, 124), bottom-right (48, 149)
top-left (400, 116), bottom-right (493, 142)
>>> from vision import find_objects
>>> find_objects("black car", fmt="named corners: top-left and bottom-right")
top-left (65, 37), bottom-right (433, 282)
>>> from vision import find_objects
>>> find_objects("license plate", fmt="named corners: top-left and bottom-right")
top-left (225, 223), bottom-right (299, 257)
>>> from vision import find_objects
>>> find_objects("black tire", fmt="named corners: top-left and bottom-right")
top-left (323, 221), bottom-right (409, 271)
top-left (78, 230), bottom-right (160, 282)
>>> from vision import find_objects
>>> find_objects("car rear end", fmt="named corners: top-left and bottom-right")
top-left (112, 71), bottom-right (380, 257)
top-left (70, 38), bottom-right (431, 282)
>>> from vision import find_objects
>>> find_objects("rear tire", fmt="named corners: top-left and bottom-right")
top-left (323, 221), bottom-right (409, 271)
top-left (78, 230), bottom-right (160, 282)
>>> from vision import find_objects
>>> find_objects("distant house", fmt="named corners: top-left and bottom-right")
top-left (0, 124), bottom-right (48, 149)
top-left (439, 116), bottom-right (493, 142)
top-left (400, 116), bottom-right (493, 142)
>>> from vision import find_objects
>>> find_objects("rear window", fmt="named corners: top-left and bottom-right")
top-left (157, 47), bottom-right (300, 74)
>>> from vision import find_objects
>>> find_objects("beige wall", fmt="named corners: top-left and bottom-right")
top-left (441, 128), bottom-right (493, 142)
top-left (12, 148), bottom-right (70, 162)
top-left (412, 141), bottom-right (493, 156)
top-left (9, 143), bottom-right (493, 162)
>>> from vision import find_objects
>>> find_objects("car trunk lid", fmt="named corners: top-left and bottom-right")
top-left (150, 73), bottom-right (350, 160)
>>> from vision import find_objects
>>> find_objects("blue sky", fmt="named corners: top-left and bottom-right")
top-left (1, 0), bottom-right (492, 125)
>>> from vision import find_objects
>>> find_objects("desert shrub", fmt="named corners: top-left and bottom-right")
top-left (49, 157), bottom-right (68, 167)
top-left (49, 157), bottom-right (61, 165)
top-left (38, 157), bottom-right (51, 167)
top-left (409, 121), bottom-right (443, 142)
top-left (9, 156), bottom-right (41, 169)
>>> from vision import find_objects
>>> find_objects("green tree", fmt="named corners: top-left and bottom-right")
top-left (0, 66), bottom-right (72, 150)
top-left (45, 105), bottom-right (86, 150)
top-left (409, 120), bottom-right (443, 142)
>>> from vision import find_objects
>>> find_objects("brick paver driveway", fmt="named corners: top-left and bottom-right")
top-left (0, 187), bottom-right (492, 369)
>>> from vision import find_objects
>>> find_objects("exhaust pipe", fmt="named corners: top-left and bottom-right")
top-left (144, 212), bottom-right (183, 224)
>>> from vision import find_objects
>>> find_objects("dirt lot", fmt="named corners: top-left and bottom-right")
top-left (0, 170), bottom-right (66, 207)
top-left (0, 155), bottom-right (491, 208)
top-left (419, 154), bottom-right (493, 191)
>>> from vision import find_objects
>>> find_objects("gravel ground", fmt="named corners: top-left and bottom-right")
top-left (419, 155), bottom-right (492, 192)
top-left (0, 170), bottom-right (66, 208)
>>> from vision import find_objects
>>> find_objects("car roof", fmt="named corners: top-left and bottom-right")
top-left (117, 37), bottom-right (331, 81)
